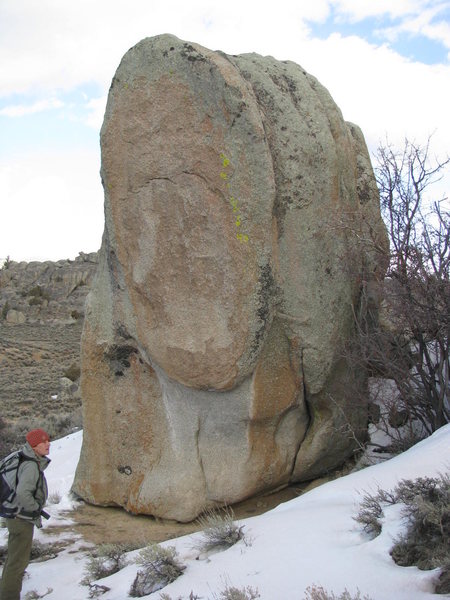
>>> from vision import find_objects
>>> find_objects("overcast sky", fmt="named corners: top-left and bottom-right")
top-left (1, 0), bottom-right (449, 262)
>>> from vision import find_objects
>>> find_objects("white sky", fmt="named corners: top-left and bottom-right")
top-left (0, 0), bottom-right (449, 262)
top-left (1, 424), bottom-right (448, 599)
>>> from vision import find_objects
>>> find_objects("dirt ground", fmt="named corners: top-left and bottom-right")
top-left (0, 322), bottom-right (83, 423)
top-left (46, 479), bottom-right (329, 547)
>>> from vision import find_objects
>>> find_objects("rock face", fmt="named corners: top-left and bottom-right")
top-left (72, 35), bottom-right (388, 521)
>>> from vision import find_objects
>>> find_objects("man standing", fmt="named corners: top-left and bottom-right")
top-left (0, 428), bottom-right (50, 600)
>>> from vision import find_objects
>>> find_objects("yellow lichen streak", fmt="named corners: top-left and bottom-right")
top-left (219, 153), bottom-right (249, 243)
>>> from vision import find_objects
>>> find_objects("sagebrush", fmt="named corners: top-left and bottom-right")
top-left (212, 584), bottom-right (260, 599)
top-left (304, 585), bottom-right (373, 599)
top-left (130, 544), bottom-right (185, 597)
top-left (194, 506), bottom-right (245, 553)
top-left (354, 474), bottom-right (449, 594)
top-left (23, 589), bottom-right (53, 600)
top-left (81, 543), bottom-right (136, 585)
top-left (30, 540), bottom-right (65, 562)
top-left (0, 411), bottom-right (82, 455)
top-left (159, 584), bottom-right (260, 600)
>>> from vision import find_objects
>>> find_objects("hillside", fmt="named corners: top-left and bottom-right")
top-left (0, 253), bottom-right (97, 427)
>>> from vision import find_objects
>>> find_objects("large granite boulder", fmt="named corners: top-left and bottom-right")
top-left (72, 34), bottom-right (388, 521)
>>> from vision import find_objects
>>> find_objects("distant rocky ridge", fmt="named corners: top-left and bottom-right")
top-left (0, 252), bottom-right (98, 324)
top-left (0, 252), bottom-right (98, 427)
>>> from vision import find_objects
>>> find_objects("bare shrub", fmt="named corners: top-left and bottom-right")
top-left (353, 490), bottom-right (386, 537)
top-left (390, 474), bottom-right (449, 593)
top-left (1, 418), bottom-right (32, 451)
top-left (0, 417), bottom-right (9, 455)
top-left (159, 586), bottom-right (259, 600)
top-left (129, 544), bottom-right (185, 597)
top-left (24, 589), bottom-right (53, 600)
top-left (0, 410), bottom-right (83, 454)
top-left (81, 543), bottom-right (134, 585)
top-left (47, 490), bottom-right (62, 505)
top-left (37, 410), bottom-right (83, 440)
top-left (1, 301), bottom-right (9, 320)
top-left (30, 540), bottom-right (64, 562)
top-left (337, 137), bottom-right (449, 457)
top-left (159, 593), bottom-right (198, 600)
top-left (304, 585), bottom-right (373, 599)
top-left (435, 567), bottom-right (450, 595)
top-left (212, 584), bottom-right (260, 599)
top-left (354, 474), bottom-right (450, 594)
top-left (1, 256), bottom-right (11, 269)
top-left (86, 583), bottom-right (111, 598)
top-left (373, 138), bottom-right (449, 434)
top-left (194, 507), bottom-right (245, 554)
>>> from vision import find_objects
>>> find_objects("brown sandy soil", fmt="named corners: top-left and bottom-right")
top-left (45, 480), bottom-right (329, 547)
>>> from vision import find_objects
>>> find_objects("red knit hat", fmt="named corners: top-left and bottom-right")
top-left (26, 428), bottom-right (50, 447)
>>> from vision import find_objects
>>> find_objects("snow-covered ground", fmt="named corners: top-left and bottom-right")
top-left (1, 425), bottom-right (449, 600)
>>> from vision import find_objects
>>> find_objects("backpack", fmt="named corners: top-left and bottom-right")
top-left (0, 450), bottom-right (37, 517)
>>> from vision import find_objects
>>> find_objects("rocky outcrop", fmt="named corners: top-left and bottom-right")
top-left (0, 252), bottom-right (98, 324)
top-left (5, 309), bottom-right (26, 324)
top-left (73, 35), bottom-right (388, 521)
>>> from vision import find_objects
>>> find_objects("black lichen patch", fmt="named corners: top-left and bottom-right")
top-left (273, 193), bottom-right (294, 235)
top-left (181, 43), bottom-right (207, 63)
top-left (231, 100), bottom-right (247, 127)
top-left (106, 344), bottom-right (137, 363)
top-left (115, 323), bottom-right (132, 340)
top-left (248, 263), bottom-right (280, 362)
top-left (105, 344), bottom-right (138, 377)
top-left (257, 263), bottom-right (278, 324)
top-left (357, 178), bottom-right (372, 205)
top-left (284, 75), bottom-right (298, 94)
top-left (104, 239), bottom-right (125, 292)
top-left (118, 465), bottom-right (132, 475)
